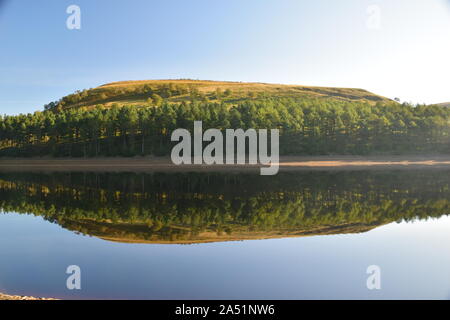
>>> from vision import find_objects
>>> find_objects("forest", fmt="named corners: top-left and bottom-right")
top-left (1, 96), bottom-right (450, 157)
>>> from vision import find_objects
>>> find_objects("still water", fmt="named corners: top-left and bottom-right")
top-left (0, 170), bottom-right (449, 300)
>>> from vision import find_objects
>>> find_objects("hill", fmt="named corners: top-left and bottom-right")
top-left (47, 79), bottom-right (393, 111)
top-left (438, 102), bottom-right (450, 108)
top-left (2, 80), bottom-right (450, 158)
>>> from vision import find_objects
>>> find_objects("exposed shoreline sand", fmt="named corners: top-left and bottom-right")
top-left (0, 292), bottom-right (56, 300)
top-left (2, 155), bottom-right (450, 172)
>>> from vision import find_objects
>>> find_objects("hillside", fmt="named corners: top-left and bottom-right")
top-left (438, 102), bottom-right (450, 108)
top-left (47, 79), bottom-right (393, 111)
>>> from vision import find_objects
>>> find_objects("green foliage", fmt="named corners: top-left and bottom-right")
top-left (224, 89), bottom-right (232, 97)
top-left (1, 98), bottom-right (450, 157)
top-left (150, 94), bottom-right (163, 106)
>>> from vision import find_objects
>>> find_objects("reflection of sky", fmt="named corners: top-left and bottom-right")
top-left (0, 213), bottom-right (449, 300)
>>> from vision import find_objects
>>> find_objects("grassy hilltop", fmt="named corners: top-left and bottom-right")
top-left (48, 79), bottom-right (393, 111)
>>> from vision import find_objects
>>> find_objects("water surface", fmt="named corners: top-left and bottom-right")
top-left (0, 170), bottom-right (449, 299)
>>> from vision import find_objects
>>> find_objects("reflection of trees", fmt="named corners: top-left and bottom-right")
top-left (1, 171), bottom-right (450, 243)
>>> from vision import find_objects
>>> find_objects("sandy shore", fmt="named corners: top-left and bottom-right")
top-left (0, 292), bottom-right (56, 300)
top-left (2, 155), bottom-right (450, 172)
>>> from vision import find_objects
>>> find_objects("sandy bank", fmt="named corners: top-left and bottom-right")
top-left (2, 155), bottom-right (450, 172)
top-left (0, 292), bottom-right (56, 300)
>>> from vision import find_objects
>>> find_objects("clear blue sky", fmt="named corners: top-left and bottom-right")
top-left (1, 0), bottom-right (449, 115)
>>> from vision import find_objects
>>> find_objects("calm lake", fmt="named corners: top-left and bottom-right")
top-left (0, 170), bottom-right (449, 300)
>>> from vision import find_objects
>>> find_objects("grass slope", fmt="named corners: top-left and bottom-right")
top-left (56, 79), bottom-right (393, 110)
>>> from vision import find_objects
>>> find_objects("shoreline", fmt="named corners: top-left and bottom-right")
top-left (0, 292), bottom-right (56, 301)
top-left (2, 155), bottom-right (450, 172)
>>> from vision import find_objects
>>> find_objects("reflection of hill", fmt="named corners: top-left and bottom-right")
top-left (58, 218), bottom-right (382, 244)
top-left (0, 171), bottom-right (450, 244)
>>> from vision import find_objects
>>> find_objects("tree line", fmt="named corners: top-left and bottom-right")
top-left (1, 97), bottom-right (450, 157)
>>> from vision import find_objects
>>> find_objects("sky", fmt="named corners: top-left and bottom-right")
top-left (0, 0), bottom-right (449, 115)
